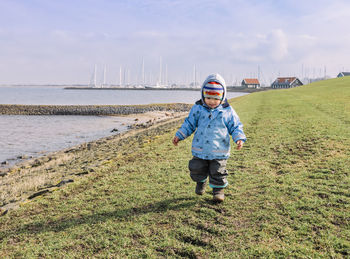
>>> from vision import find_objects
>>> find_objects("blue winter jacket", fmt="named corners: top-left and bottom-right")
top-left (175, 99), bottom-right (246, 160)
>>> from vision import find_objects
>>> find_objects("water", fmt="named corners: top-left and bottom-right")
top-left (0, 87), bottom-right (247, 105)
top-left (0, 115), bottom-right (133, 165)
top-left (0, 87), bottom-right (248, 167)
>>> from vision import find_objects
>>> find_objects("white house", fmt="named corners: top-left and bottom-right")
top-left (241, 78), bottom-right (260, 88)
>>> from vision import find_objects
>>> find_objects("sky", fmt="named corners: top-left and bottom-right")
top-left (0, 0), bottom-right (349, 86)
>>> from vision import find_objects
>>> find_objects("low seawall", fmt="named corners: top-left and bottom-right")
top-left (64, 86), bottom-right (272, 93)
top-left (0, 103), bottom-right (193, 116)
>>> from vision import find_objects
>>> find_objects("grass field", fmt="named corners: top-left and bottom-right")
top-left (0, 77), bottom-right (349, 258)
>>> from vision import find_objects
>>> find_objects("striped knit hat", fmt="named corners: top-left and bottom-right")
top-left (202, 81), bottom-right (224, 100)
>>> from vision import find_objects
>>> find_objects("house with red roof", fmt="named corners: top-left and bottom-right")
top-left (241, 78), bottom-right (260, 88)
top-left (271, 77), bottom-right (303, 89)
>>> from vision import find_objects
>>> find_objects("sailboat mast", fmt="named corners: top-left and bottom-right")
top-left (165, 64), bottom-right (168, 87)
top-left (142, 58), bottom-right (145, 86)
top-left (193, 65), bottom-right (196, 88)
top-left (103, 65), bottom-right (106, 87)
top-left (159, 56), bottom-right (162, 86)
top-left (94, 64), bottom-right (97, 88)
top-left (119, 66), bottom-right (122, 87)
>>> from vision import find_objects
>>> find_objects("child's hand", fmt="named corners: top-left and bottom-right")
top-left (236, 140), bottom-right (244, 150)
top-left (173, 136), bottom-right (180, 146)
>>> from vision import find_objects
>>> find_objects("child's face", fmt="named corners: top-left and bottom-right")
top-left (204, 97), bottom-right (222, 109)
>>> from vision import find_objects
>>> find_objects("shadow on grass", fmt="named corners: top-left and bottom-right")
top-left (0, 196), bottom-right (197, 239)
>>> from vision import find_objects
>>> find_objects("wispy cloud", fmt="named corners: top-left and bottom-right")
top-left (0, 0), bottom-right (350, 84)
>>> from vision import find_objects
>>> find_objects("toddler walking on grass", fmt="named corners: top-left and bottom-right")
top-left (172, 74), bottom-right (246, 202)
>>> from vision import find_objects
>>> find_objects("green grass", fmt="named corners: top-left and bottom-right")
top-left (1, 77), bottom-right (350, 258)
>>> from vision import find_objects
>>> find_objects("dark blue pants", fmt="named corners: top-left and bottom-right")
top-left (188, 156), bottom-right (228, 188)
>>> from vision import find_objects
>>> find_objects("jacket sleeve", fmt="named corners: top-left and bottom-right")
top-left (175, 105), bottom-right (198, 140)
top-left (226, 107), bottom-right (246, 143)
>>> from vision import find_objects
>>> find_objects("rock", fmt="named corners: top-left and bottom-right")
top-left (32, 159), bottom-right (42, 167)
top-left (111, 128), bottom-right (119, 132)
top-left (1, 161), bottom-right (8, 165)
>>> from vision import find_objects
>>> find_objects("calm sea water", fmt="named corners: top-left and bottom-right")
top-left (0, 87), bottom-right (247, 105)
top-left (0, 87), bottom-right (248, 167)
top-left (0, 115), bottom-right (133, 166)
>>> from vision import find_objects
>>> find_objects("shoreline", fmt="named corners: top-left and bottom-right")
top-left (0, 109), bottom-right (189, 170)
top-left (0, 103), bottom-right (192, 170)
top-left (0, 111), bottom-right (187, 214)
top-left (0, 103), bottom-right (193, 115)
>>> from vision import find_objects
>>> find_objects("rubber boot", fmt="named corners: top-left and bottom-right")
top-left (213, 188), bottom-right (224, 202)
top-left (195, 181), bottom-right (206, 195)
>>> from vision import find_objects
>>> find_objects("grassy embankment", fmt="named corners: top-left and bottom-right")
top-left (0, 77), bottom-right (349, 258)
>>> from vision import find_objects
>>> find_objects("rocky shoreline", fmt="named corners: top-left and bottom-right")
top-left (0, 103), bottom-right (192, 215)
top-left (0, 103), bottom-right (193, 115)
top-left (0, 110), bottom-right (188, 216)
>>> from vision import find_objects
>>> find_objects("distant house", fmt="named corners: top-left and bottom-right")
top-left (271, 77), bottom-right (303, 89)
top-left (337, 72), bottom-right (350, 77)
top-left (241, 78), bottom-right (260, 88)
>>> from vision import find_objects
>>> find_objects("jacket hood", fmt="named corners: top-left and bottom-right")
top-left (201, 73), bottom-right (227, 103)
